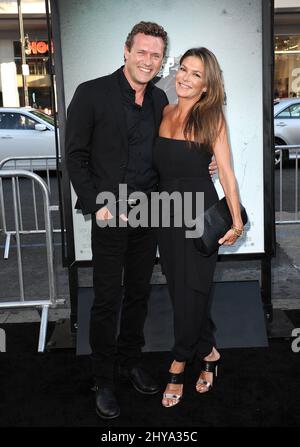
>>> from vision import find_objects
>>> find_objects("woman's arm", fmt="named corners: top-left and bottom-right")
top-left (212, 122), bottom-right (244, 245)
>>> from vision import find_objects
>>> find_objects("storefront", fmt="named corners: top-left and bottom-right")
top-left (274, 6), bottom-right (300, 99)
top-left (0, 1), bottom-right (52, 112)
top-left (13, 39), bottom-right (52, 110)
top-left (275, 35), bottom-right (300, 98)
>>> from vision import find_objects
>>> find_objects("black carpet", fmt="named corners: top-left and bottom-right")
top-left (0, 317), bottom-right (300, 427)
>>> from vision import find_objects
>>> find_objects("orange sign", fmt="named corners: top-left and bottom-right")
top-left (25, 41), bottom-right (49, 55)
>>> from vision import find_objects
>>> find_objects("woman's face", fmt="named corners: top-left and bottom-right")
top-left (176, 55), bottom-right (207, 100)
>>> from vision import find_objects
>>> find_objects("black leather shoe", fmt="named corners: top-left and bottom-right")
top-left (120, 366), bottom-right (160, 395)
top-left (95, 386), bottom-right (120, 419)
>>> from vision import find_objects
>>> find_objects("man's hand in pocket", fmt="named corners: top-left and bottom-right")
top-left (96, 206), bottom-right (113, 221)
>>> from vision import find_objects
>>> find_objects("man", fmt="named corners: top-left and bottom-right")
top-left (66, 21), bottom-right (216, 419)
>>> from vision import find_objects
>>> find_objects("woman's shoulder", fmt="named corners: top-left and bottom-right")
top-left (162, 103), bottom-right (176, 117)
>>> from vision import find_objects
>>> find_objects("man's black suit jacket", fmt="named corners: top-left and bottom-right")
top-left (65, 68), bottom-right (169, 215)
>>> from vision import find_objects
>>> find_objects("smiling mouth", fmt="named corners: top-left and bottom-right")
top-left (178, 82), bottom-right (192, 89)
top-left (139, 67), bottom-right (152, 73)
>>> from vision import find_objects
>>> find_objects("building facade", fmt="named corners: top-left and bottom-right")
top-left (275, 2), bottom-right (300, 98)
top-left (0, 1), bottom-right (51, 111)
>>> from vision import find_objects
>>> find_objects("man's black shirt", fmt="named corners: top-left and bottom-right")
top-left (118, 67), bottom-right (158, 196)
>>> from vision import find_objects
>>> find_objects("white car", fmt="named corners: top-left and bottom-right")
top-left (0, 107), bottom-right (57, 170)
top-left (274, 98), bottom-right (300, 165)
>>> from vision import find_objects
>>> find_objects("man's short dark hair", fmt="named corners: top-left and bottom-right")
top-left (125, 21), bottom-right (168, 56)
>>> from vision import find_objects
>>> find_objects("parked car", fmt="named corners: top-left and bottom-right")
top-left (274, 98), bottom-right (300, 165)
top-left (0, 107), bottom-right (57, 170)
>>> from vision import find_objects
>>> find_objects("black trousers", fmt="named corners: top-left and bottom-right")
top-left (158, 227), bottom-right (218, 363)
top-left (90, 216), bottom-right (157, 387)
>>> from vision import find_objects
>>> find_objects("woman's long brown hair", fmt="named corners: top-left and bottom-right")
top-left (181, 47), bottom-right (226, 152)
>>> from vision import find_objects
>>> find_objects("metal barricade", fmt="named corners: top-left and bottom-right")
top-left (0, 156), bottom-right (60, 259)
top-left (0, 169), bottom-right (58, 352)
top-left (275, 145), bottom-right (300, 224)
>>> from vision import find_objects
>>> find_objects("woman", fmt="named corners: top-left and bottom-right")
top-left (153, 47), bottom-right (244, 407)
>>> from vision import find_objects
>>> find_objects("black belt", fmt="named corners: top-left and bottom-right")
top-left (117, 190), bottom-right (156, 209)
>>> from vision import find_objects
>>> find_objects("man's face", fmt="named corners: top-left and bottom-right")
top-left (124, 33), bottom-right (165, 86)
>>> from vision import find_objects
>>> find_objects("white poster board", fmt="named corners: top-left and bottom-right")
top-left (58, 0), bottom-right (264, 261)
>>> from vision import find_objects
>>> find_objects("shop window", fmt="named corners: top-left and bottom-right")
top-left (14, 41), bottom-right (50, 75)
top-left (274, 35), bottom-right (300, 99)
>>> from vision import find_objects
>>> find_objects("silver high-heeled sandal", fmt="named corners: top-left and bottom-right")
top-left (196, 359), bottom-right (220, 393)
top-left (162, 371), bottom-right (185, 407)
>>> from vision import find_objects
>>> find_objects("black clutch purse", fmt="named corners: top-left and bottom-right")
top-left (193, 197), bottom-right (248, 256)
